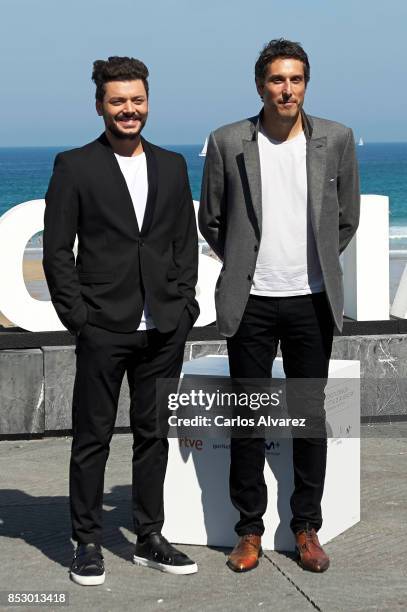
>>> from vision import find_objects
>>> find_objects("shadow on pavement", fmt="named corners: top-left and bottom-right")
top-left (0, 485), bottom-right (138, 567)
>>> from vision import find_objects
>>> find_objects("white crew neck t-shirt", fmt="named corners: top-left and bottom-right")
top-left (114, 152), bottom-right (154, 330)
top-left (251, 128), bottom-right (324, 297)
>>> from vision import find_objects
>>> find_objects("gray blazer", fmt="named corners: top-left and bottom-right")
top-left (198, 110), bottom-right (360, 337)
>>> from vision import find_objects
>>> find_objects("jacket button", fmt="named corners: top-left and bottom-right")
top-left (247, 274), bottom-right (252, 281)
top-left (254, 245), bottom-right (258, 252)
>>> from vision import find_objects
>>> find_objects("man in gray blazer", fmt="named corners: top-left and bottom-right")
top-left (199, 39), bottom-right (360, 573)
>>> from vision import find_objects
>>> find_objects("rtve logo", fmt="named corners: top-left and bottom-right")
top-left (179, 437), bottom-right (203, 451)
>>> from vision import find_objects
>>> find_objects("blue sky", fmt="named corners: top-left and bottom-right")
top-left (0, 0), bottom-right (406, 145)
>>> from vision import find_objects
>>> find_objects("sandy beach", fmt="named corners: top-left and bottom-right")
top-left (1, 249), bottom-right (407, 329)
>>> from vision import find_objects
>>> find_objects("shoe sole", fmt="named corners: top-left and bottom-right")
top-left (70, 571), bottom-right (105, 586)
top-left (133, 555), bottom-right (198, 575)
top-left (226, 559), bottom-right (259, 573)
top-left (297, 559), bottom-right (330, 572)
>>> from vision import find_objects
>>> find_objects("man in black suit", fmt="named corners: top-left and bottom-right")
top-left (43, 56), bottom-right (199, 585)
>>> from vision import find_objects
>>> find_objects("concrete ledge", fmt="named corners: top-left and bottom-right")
top-left (0, 349), bottom-right (44, 434)
top-left (3, 317), bottom-right (407, 350)
top-left (332, 335), bottom-right (407, 417)
top-left (41, 344), bottom-right (193, 432)
top-left (43, 346), bottom-right (75, 431)
top-left (1, 335), bottom-right (407, 436)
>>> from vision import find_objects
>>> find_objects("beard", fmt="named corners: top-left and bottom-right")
top-left (106, 115), bottom-right (147, 140)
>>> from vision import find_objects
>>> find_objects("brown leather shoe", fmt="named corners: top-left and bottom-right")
top-left (227, 535), bottom-right (262, 572)
top-left (295, 528), bottom-right (330, 572)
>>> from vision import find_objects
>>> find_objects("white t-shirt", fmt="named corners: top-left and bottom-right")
top-left (251, 128), bottom-right (324, 297)
top-left (114, 152), bottom-right (155, 330)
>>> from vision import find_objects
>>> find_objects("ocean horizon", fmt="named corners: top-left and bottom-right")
top-left (1, 142), bottom-right (407, 250)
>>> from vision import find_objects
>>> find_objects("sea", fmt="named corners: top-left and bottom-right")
top-left (1, 142), bottom-right (407, 250)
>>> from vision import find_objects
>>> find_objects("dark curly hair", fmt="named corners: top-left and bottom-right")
top-left (255, 39), bottom-right (310, 85)
top-left (92, 56), bottom-right (149, 101)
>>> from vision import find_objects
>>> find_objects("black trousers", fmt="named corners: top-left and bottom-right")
top-left (70, 308), bottom-right (191, 545)
top-left (226, 292), bottom-right (334, 536)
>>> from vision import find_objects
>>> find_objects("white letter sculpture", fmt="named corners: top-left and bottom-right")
top-left (342, 195), bottom-right (389, 321)
top-left (0, 199), bottom-right (221, 331)
top-left (0, 200), bottom-right (65, 331)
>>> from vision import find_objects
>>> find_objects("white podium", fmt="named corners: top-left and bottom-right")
top-left (163, 355), bottom-right (360, 551)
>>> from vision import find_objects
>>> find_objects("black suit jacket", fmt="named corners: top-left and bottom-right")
top-left (43, 133), bottom-right (199, 334)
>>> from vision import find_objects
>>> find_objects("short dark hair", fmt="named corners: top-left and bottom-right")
top-left (255, 39), bottom-right (310, 85)
top-left (92, 56), bottom-right (149, 101)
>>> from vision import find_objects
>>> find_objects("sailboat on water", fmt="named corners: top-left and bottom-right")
top-left (199, 137), bottom-right (208, 157)
top-left (358, 137), bottom-right (364, 146)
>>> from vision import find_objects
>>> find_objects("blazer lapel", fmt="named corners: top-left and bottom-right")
top-left (96, 132), bottom-right (140, 235)
top-left (139, 137), bottom-right (158, 236)
top-left (242, 123), bottom-right (262, 233)
top-left (307, 136), bottom-right (327, 233)
top-left (241, 110), bottom-right (327, 238)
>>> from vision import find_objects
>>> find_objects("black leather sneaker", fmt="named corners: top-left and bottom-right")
top-left (70, 543), bottom-right (105, 586)
top-left (133, 532), bottom-right (198, 575)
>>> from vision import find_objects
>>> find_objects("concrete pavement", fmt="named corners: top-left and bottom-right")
top-left (0, 425), bottom-right (406, 611)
